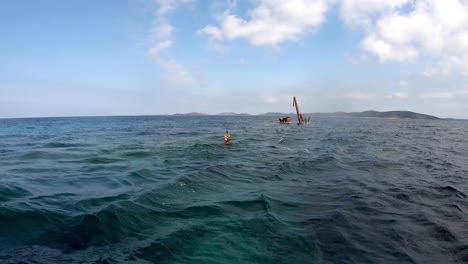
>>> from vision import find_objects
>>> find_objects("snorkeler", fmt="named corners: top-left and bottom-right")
top-left (224, 130), bottom-right (231, 145)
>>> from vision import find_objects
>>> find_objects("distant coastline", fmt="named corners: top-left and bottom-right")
top-left (172, 110), bottom-right (442, 120)
top-left (4, 111), bottom-right (465, 120)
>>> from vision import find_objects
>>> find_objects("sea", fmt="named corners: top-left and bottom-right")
top-left (0, 116), bottom-right (467, 264)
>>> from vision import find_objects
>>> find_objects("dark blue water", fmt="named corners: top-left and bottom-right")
top-left (1, 116), bottom-right (468, 263)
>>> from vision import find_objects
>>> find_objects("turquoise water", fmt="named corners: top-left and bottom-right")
top-left (1, 116), bottom-right (468, 263)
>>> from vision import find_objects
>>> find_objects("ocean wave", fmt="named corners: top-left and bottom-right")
top-left (0, 184), bottom-right (32, 202)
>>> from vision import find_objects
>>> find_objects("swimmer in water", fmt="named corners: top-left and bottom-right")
top-left (224, 130), bottom-right (231, 145)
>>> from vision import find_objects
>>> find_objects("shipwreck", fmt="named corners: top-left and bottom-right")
top-left (279, 96), bottom-right (310, 125)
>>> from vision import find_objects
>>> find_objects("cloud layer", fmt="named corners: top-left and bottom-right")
top-left (355, 0), bottom-right (468, 76)
top-left (199, 0), bottom-right (468, 76)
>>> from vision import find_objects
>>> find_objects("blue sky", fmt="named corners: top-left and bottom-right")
top-left (1, 0), bottom-right (468, 118)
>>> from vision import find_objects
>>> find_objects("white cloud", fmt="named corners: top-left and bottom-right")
top-left (421, 92), bottom-right (454, 99)
top-left (399, 81), bottom-right (408, 88)
top-left (200, 25), bottom-right (223, 39)
top-left (263, 97), bottom-right (279, 104)
top-left (200, 0), bottom-right (331, 47)
top-left (344, 91), bottom-right (376, 100)
top-left (392, 92), bottom-right (408, 99)
top-left (211, 0), bottom-right (238, 12)
top-left (262, 95), bottom-right (294, 104)
top-left (340, 0), bottom-right (410, 29)
top-left (149, 0), bottom-right (195, 87)
top-left (421, 88), bottom-right (468, 99)
top-left (149, 39), bottom-right (172, 57)
top-left (152, 22), bottom-right (174, 41)
top-left (159, 59), bottom-right (194, 86)
top-left (343, 0), bottom-right (468, 75)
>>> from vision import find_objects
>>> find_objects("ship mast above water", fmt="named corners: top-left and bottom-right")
top-left (293, 96), bottom-right (309, 124)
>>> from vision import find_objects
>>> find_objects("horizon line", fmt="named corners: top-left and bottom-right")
top-left (0, 110), bottom-right (463, 120)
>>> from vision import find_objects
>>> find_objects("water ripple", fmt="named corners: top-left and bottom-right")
top-left (0, 116), bottom-right (468, 263)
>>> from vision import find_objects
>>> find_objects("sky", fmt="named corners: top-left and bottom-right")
top-left (1, 0), bottom-right (468, 119)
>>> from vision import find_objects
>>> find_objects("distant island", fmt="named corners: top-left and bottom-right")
top-left (172, 112), bottom-right (208, 116)
top-left (305, 110), bottom-right (440, 120)
top-left (171, 110), bottom-right (441, 120)
top-left (216, 112), bottom-right (251, 116)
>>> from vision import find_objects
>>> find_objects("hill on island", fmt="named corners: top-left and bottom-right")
top-left (216, 112), bottom-right (250, 116)
top-left (172, 112), bottom-right (209, 116)
top-left (305, 110), bottom-right (440, 120)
